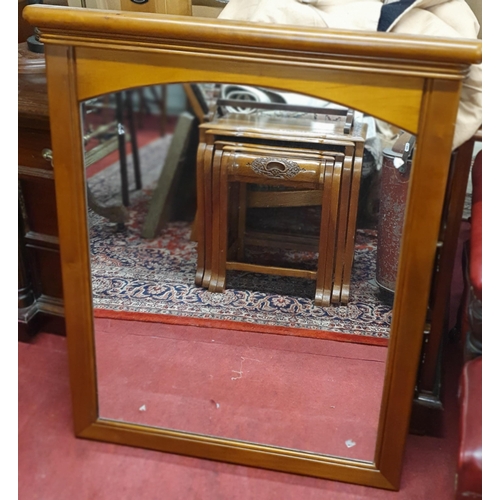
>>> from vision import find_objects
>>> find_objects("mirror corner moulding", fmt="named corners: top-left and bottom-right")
top-left (23, 4), bottom-right (481, 492)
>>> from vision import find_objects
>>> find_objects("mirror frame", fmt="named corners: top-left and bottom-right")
top-left (24, 4), bottom-right (481, 491)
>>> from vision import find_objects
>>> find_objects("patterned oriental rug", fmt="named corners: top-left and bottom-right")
top-left (88, 136), bottom-right (393, 346)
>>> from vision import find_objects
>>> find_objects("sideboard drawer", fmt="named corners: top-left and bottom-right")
top-left (18, 126), bottom-right (53, 171)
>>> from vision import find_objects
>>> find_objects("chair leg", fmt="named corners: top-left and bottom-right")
top-left (149, 84), bottom-right (168, 137)
top-left (115, 91), bottom-right (129, 207)
top-left (125, 90), bottom-right (142, 190)
top-left (137, 88), bottom-right (148, 129)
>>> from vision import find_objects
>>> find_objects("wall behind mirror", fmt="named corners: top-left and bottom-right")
top-left (82, 83), bottom-right (411, 463)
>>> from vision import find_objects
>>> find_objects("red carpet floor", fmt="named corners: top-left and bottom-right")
top-left (19, 329), bottom-right (463, 500)
top-left (94, 318), bottom-right (386, 461)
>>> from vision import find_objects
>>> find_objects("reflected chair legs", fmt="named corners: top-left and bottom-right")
top-left (115, 91), bottom-right (142, 207)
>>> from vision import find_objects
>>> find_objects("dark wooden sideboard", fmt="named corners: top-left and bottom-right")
top-left (18, 43), bottom-right (65, 341)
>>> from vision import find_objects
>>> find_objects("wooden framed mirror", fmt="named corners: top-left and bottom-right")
top-left (23, 4), bottom-right (481, 491)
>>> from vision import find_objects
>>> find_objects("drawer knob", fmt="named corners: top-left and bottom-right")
top-left (42, 148), bottom-right (53, 162)
top-left (249, 157), bottom-right (305, 180)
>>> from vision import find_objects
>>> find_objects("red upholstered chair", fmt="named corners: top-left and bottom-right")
top-left (465, 150), bottom-right (482, 358)
top-left (455, 149), bottom-right (481, 499)
top-left (456, 356), bottom-right (482, 499)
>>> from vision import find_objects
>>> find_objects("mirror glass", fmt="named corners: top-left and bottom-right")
top-left (82, 82), bottom-right (411, 463)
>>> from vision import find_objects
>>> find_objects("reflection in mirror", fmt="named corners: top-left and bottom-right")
top-left (83, 83), bottom-right (412, 463)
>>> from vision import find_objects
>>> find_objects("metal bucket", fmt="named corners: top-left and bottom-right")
top-left (375, 146), bottom-right (411, 294)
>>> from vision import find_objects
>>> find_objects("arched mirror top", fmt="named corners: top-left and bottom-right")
top-left (25, 6), bottom-right (480, 136)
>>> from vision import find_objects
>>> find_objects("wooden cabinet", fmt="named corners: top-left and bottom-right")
top-left (18, 43), bottom-right (65, 341)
